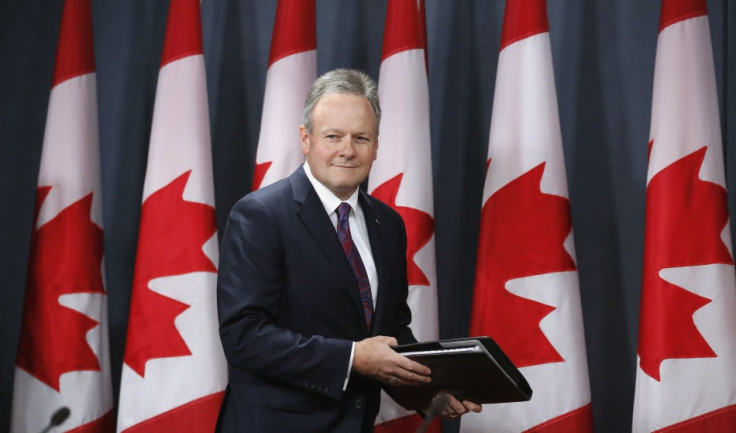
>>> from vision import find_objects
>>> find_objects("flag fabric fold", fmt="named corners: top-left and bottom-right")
top-left (11, 0), bottom-right (114, 431)
top-left (116, 0), bottom-right (227, 431)
top-left (462, 0), bottom-right (593, 431)
top-left (252, 0), bottom-right (317, 190)
top-left (369, 1), bottom-right (439, 432)
top-left (632, 0), bottom-right (736, 431)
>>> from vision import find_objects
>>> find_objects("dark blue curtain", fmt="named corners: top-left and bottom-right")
top-left (1, 1), bottom-right (734, 432)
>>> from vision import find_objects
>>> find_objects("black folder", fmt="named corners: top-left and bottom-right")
top-left (385, 337), bottom-right (532, 411)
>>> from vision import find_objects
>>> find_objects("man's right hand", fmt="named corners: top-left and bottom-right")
top-left (352, 336), bottom-right (431, 386)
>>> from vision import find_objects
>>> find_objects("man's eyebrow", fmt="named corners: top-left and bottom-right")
top-left (318, 126), bottom-right (375, 137)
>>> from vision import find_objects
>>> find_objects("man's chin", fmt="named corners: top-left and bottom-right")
top-left (328, 182), bottom-right (362, 199)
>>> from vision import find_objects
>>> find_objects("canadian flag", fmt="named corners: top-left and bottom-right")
top-left (252, 0), bottom-right (316, 190)
top-left (369, 1), bottom-right (440, 432)
top-left (632, 0), bottom-right (736, 431)
top-left (116, 0), bottom-right (227, 432)
top-left (10, 0), bottom-right (114, 432)
top-left (462, 0), bottom-right (593, 432)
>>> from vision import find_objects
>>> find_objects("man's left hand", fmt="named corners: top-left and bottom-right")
top-left (438, 394), bottom-right (482, 419)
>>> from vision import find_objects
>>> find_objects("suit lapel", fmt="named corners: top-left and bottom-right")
top-left (291, 167), bottom-right (365, 322)
top-left (359, 191), bottom-right (388, 336)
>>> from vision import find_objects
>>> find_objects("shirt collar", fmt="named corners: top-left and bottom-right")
top-left (303, 162), bottom-right (360, 216)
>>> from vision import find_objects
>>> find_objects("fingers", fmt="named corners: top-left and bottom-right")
top-left (400, 357), bottom-right (431, 376)
top-left (394, 361), bottom-right (431, 386)
top-left (383, 364), bottom-right (429, 387)
top-left (462, 400), bottom-right (483, 413)
top-left (439, 394), bottom-right (482, 419)
top-left (353, 336), bottom-right (432, 385)
top-left (444, 395), bottom-right (468, 418)
top-left (383, 355), bottom-right (430, 386)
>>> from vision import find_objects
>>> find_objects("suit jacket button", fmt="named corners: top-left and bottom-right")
top-left (324, 386), bottom-right (330, 392)
top-left (354, 398), bottom-right (363, 409)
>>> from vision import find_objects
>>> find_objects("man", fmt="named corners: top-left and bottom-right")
top-left (217, 69), bottom-right (480, 432)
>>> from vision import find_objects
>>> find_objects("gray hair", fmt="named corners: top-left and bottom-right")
top-left (301, 68), bottom-right (381, 134)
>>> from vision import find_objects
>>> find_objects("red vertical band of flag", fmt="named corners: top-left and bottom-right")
top-left (119, 393), bottom-right (225, 433)
top-left (269, 0), bottom-right (316, 66)
top-left (381, 0), bottom-right (425, 60)
top-left (66, 411), bottom-right (115, 433)
top-left (161, 0), bottom-right (203, 67)
top-left (52, 0), bottom-right (95, 86)
top-left (499, 0), bottom-right (549, 51)
top-left (523, 404), bottom-right (594, 433)
top-left (660, 0), bottom-right (707, 31)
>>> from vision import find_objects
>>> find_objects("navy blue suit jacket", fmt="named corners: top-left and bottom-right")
top-left (216, 166), bottom-right (416, 432)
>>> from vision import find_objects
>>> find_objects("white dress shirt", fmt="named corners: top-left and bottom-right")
top-left (303, 162), bottom-right (379, 389)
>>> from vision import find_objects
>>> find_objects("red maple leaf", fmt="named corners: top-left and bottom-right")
top-left (470, 162), bottom-right (576, 368)
top-left (371, 173), bottom-right (434, 286)
top-left (17, 187), bottom-right (104, 391)
top-left (638, 146), bottom-right (731, 381)
top-left (252, 161), bottom-right (272, 191)
top-left (124, 171), bottom-right (217, 377)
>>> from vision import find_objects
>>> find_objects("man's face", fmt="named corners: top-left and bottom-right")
top-left (300, 93), bottom-right (379, 200)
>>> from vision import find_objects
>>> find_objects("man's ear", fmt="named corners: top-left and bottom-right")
top-left (299, 125), bottom-right (309, 156)
top-left (373, 137), bottom-right (379, 161)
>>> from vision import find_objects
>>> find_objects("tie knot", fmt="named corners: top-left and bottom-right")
top-left (336, 202), bottom-right (351, 222)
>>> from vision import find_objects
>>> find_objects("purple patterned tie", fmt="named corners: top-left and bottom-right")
top-left (335, 202), bottom-right (374, 330)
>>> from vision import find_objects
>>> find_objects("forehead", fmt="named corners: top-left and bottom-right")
top-left (312, 93), bottom-right (377, 131)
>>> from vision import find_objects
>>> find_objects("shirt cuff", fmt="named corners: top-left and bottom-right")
top-left (344, 341), bottom-right (355, 390)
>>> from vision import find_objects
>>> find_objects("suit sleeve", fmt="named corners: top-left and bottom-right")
top-left (217, 195), bottom-right (352, 400)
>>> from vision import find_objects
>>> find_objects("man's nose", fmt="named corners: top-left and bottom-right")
top-left (338, 138), bottom-right (356, 157)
